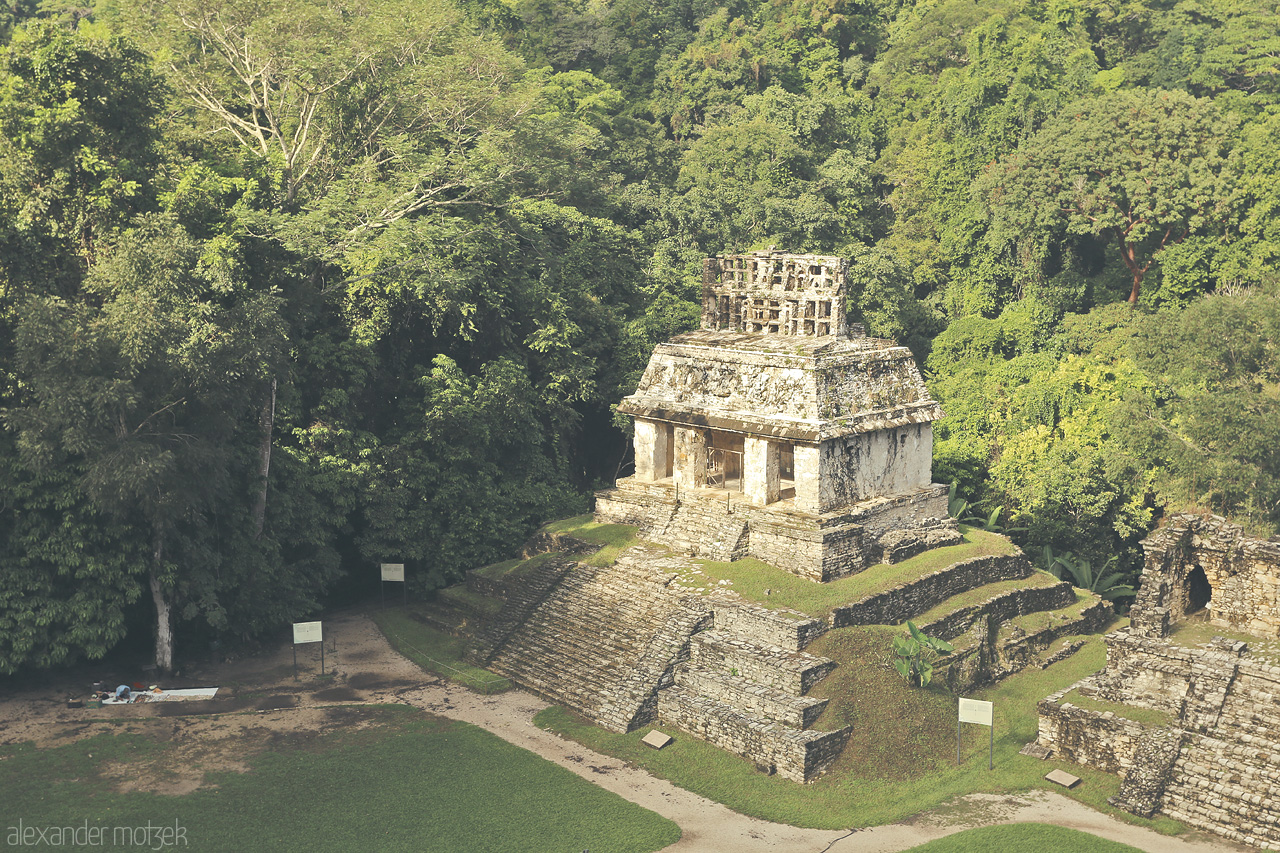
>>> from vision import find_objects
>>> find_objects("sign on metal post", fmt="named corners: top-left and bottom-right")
top-left (380, 563), bottom-right (407, 607)
top-left (958, 697), bottom-right (994, 770)
top-left (292, 621), bottom-right (324, 679)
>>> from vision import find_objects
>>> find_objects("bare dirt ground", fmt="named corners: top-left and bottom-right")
top-left (0, 611), bottom-right (1249, 853)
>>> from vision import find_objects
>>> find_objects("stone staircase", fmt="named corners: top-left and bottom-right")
top-left (471, 545), bottom-right (713, 733)
top-left (657, 601), bottom-right (850, 783)
top-left (1160, 671), bottom-right (1280, 849)
top-left (1109, 726), bottom-right (1185, 817)
top-left (653, 500), bottom-right (749, 561)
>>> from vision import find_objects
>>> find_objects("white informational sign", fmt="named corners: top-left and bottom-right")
top-left (293, 621), bottom-right (323, 645)
top-left (381, 563), bottom-right (405, 582)
top-left (958, 697), bottom-right (993, 727)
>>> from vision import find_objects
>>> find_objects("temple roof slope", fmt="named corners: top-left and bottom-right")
top-left (617, 331), bottom-right (941, 442)
top-left (617, 250), bottom-right (942, 442)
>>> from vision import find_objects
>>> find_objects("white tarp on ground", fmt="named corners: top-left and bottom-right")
top-left (103, 688), bottom-right (219, 704)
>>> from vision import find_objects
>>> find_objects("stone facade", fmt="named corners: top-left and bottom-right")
top-left (1034, 514), bottom-right (1280, 850)
top-left (598, 250), bottom-right (952, 581)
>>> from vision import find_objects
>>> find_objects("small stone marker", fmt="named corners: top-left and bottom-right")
top-left (641, 730), bottom-right (673, 750)
top-left (1045, 768), bottom-right (1082, 789)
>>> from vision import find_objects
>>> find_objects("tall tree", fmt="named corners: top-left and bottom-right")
top-left (982, 88), bottom-right (1237, 304)
top-left (8, 216), bottom-right (286, 670)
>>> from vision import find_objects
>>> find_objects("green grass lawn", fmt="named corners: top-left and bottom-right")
top-left (1057, 689), bottom-right (1172, 728)
top-left (371, 608), bottom-right (511, 693)
top-left (1002, 590), bottom-right (1096, 636)
top-left (1168, 619), bottom-right (1280, 661)
top-left (536, 622), bottom-right (1181, 835)
top-left (673, 526), bottom-right (1019, 617)
top-left (0, 706), bottom-right (680, 853)
top-left (902, 823), bottom-right (1145, 852)
top-left (539, 514), bottom-right (644, 566)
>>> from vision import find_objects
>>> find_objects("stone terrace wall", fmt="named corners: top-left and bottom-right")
top-left (657, 688), bottom-right (850, 782)
top-left (830, 554), bottom-right (1032, 627)
top-left (1037, 684), bottom-right (1148, 774)
top-left (710, 601), bottom-right (827, 651)
top-left (919, 580), bottom-right (1075, 642)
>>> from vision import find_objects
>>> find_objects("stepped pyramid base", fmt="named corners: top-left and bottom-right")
top-left (475, 547), bottom-right (712, 733)
top-left (595, 478), bottom-right (951, 581)
top-left (1037, 628), bottom-right (1280, 849)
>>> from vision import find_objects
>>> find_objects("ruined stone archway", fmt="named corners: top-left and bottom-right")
top-left (1186, 565), bottom-right (1212, 616)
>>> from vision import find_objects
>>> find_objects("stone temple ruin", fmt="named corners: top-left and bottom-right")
top-left (595, 251), bottom-right (958, 579)
top-left (440, 251), bottom-right (1109, 785)
top-left (1034, 513), bottom-right (1280, 849)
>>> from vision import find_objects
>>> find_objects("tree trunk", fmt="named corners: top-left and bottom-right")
top-left (1117, 231), bottom-right (1146, 304)
top-left (1127, 269), bottom-right (1144, 305)
top-left (252, 377), bottom-right (276, 538)
top-left (150, 530), bottom-right (174, 673)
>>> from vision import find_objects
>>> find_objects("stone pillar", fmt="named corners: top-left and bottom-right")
top-left (744, 436), bottom-right (780, 505)
top-left (632, 419), bottom-right (671, 482)
top-left (793, 444), bottom-right (821, 513)
top-left (674, 427), bottom-right (707, 490)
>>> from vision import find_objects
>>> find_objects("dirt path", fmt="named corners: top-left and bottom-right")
top-left (0, 612), bottom-right (1247, 853)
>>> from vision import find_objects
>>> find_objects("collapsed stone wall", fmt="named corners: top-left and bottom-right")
top-left (1035, 619), bottom-right (1280, 849)
top-left (1130, 513), bottom-right (1280, 640)
top-left (1088, 629), bottom-right (1248, 723)
top-left (1037, 688), bottom-right (1148, 774)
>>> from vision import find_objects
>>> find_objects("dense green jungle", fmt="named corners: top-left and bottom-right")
top-left (0, 0), bottom-right (1276, 674)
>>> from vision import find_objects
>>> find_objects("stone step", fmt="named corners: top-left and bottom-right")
top-left (830, 554), bottom-right (1033, 628)
top-left (1212, 713), bottom-right (1280, 745)
top-left (689, 630), bottom-right (837, 695)
top-left (656, 686), bottom-right (850, 783)
top-left (1161, 736), bottom-right (1280, 847)
top-left (710, 601), bottom-right (826, 652)
top-left (654, 501), bottom-right (749, 561)
top-left (674, 666), bottom-right (828, 728)
top-left (917, 577), bottom-right (1075, 642)
top-left (492, 614), bottom-right (671, 674)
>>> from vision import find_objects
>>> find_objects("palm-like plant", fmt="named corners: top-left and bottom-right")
top-left (1042, 549), bottom-right (1136, 602)
top-left (892, 621), bottom-right (954, 688)
top-left (947, 483), bottom-right (1025, 534)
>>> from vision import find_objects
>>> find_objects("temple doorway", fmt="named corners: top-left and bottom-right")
top-left (1186, 565), bottom-right (1212, 616)
top-left (705, 431), bottom-right (744, 492)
